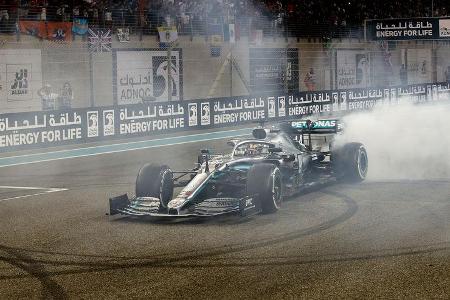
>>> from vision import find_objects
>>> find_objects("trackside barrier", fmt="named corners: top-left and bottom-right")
top-left (0, 82), bottom-right (449, 152)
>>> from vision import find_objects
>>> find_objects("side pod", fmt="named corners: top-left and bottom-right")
top-left (109, 194), bottom-right (130, 215)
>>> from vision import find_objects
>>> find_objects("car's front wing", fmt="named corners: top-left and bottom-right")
top-left (109, 194), bottom-right (260, 218)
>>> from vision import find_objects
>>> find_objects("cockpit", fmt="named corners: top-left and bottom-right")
top-left (232, 142), bottom-right (272, 158)
top-left (231, 129), bottom-right (308, 159)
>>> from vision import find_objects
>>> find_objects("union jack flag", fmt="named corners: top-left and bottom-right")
top-left (88, 29), bottom-right (112, 52)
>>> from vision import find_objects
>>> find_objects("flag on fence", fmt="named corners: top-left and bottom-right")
top-left (210, 34), bottom-right (223, 46)
top-left (379, 41), bottom-right (393, 73)
top-left (208, 22), bottom-right (223, 56)
top-left (19, 21), bottom-right (46, 38)
top-left (250, 29), bottom-right (263, 46)
top-left (157, 26), bottom-right (178, 43)
top-left (47, 22), bottom-right (72, 41)
top-left (88, 28), bottom-right (112, 52)
top-left (229, 24), bottom-right (235, 44)
top-left (210, 46), bottom-right (221, 57)
top-left (208, 23), bottom-right (223, 46)
top-left (72, 18), bottom-right (88, 35)
top-left (117, 27), bottom-right (130, 42)
top-left (223, 23), bottom-right (235, 43)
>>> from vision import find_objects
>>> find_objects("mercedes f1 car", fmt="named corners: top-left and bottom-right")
top-left (109, 119), bottom-right (368, 218)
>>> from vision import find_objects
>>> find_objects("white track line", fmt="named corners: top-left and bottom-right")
top-left (0, 128), bottom-right (251, 160)
top-left (0, 185), bottom-right (58, 190)
top-left (0, 132), bottom-right (250, 169)
top-left (0, 187), bottom-right (68, 203)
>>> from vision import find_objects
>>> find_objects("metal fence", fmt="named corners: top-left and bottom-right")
top-left (0, 4), bottom-right (364, 39)
top-left (1, 4), bottom-right (450, 114)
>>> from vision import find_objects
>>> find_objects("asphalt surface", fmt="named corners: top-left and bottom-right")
top-left (0, 137), bottom-right (449, 299)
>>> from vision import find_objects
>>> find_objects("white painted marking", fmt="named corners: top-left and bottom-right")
top-left (0, 185), bottom-right (57, 190)
top-left (0, 131), bottom-right (250, 169)
top-left (0, 186), bottom-right (68, 203)
top-left (1, 128), bottom-right (250, 160)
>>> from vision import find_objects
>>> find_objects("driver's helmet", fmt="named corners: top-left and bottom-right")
top-left (245, 143), bottom-right (264, 157)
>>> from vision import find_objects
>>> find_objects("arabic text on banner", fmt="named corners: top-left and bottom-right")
top-left (366, 18), bottom-right (450, 40)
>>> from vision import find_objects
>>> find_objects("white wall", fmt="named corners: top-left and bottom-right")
top-left (0, 34), bottom-right (447, 113)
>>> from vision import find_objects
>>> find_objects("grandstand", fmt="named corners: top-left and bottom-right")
top-left (0, 0), bottom-right (449, 37)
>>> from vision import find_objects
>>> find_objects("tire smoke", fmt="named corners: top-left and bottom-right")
top-left (334, 102), bottom-right (450, 180)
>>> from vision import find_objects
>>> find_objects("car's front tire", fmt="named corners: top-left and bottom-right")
top-left (136, 163), bottom-right (174, 209)
top-left (246, 163), bottom-right (283, 214)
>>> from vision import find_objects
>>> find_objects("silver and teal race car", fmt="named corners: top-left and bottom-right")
top-left (109, 119), bottom-right (368, 218)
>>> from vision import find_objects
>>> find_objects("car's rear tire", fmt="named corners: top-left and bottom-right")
top-left (136, 163), bottom-right (174, 209)
top-left (246, 163), bottom-right (282, 214)
top-left (332, 143), bottom-right (368, 182)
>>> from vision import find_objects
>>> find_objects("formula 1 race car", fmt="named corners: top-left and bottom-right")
top-left (109, 119), bottom-right (368, 218)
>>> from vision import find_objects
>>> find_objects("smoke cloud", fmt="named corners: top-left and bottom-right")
top-left (334, 102), bottom-right (450, 180)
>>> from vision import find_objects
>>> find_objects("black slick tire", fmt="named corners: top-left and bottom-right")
top-left (333, 142), bottom-right (368, 183)
top-left (246, 163), bottom-right (283, 214)
top-left (136, 163), bottom-right (174, 209)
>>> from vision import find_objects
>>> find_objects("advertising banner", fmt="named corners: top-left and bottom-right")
top-left (249, 48), bottom-right (299, 94)
top-left (345, 88), bottom-right (384, 111)
top-left (0, 49), bottom-right (42, 112)
top-left (113, 48), bottom-right (183, 105)
top-left (117, 102), bottom-right (187, 137)
top-left (366, 17), bottom-right (450, 41)
top-left (406, 48), bottom-right (432, 84)
top-left (0, 111), bottom-right (84, 149)
top-left (336, 50), bottom-right (371, 89)
top-left (287, 91), bottom-right (332, 117)
top-left (0, 82), bottom-right (448, 152)
top-left (212, 97), bottom-right (266, 126)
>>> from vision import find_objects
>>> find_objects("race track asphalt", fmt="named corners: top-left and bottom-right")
top-left (0, 136), bottom-right (449, 299)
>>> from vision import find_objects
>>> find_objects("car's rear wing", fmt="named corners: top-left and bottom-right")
top-left (290, 119), bottom-right (342, 134)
